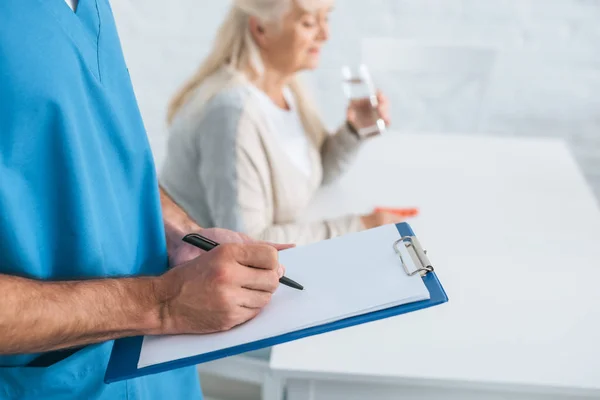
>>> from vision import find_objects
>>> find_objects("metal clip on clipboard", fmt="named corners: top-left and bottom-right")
top-left (393, 236), bottom-right (434, 277)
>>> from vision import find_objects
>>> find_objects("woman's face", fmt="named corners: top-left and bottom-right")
top-left (259, 1), bottom-right (333, 75)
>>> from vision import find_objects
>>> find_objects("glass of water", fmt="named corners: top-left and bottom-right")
top-left (341, 64), bottom-right (386, 137)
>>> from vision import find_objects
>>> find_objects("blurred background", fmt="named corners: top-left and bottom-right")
top-left (110, 1), bottom-right (599, 398)
top-left (112, 0), bottom-right (600, 202)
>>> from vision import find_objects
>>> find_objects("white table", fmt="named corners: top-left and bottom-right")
top-left (269, 133), bottom-right (600, 400)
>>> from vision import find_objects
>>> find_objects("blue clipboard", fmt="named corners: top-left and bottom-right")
top-left (104, 222), bottom-right (448, 383)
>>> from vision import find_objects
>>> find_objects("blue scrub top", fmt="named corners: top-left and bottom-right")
top-left (0, 0), bottom-right (201, 398)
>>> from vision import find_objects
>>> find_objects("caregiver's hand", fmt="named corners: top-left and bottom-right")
top-left (158, 243), bottom-right (283, 334)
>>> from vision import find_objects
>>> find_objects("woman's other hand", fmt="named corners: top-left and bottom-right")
top-left (360, 210), bottom-right (404, 229)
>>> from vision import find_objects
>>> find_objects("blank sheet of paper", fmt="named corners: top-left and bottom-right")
top-left (138, 224), bottom-right (429, 368)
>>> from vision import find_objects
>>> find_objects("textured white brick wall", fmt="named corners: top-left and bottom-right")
top-left (112, 0), bottom-right (600, 200)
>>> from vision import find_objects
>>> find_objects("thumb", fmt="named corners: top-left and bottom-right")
top-left (266, 243), bottom-right (296, 251)
top-left (347, 107), bottom-right (356, 123)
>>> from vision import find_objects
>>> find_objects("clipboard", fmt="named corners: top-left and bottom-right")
top-left (105, 222), bottom-right (448, 383)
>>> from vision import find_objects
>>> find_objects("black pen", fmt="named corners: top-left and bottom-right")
top-left (182, 233), bottom-right (304, 291)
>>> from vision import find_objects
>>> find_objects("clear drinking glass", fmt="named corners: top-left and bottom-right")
top-left (341, 64), bottom-right (386, 137)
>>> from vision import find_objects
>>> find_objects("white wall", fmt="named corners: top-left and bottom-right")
top-left (111, 0), bottom-right (600, 200)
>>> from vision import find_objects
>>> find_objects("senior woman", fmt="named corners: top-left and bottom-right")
top-left (160, 0), bottom-right (403, 245)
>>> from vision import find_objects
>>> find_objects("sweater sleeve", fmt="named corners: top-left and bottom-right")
top-left (320, 123), bottom-right (364, 185)
top-left (195, 93), bottom-right (363, 245)
top-left (237, 137), bottom-right (363, 245)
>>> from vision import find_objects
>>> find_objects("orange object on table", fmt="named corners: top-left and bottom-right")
top-left (374, 207), bottom-right (419, 218)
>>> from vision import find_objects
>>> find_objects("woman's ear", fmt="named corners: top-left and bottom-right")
top-left (249, 16), bottom-right (268, 49)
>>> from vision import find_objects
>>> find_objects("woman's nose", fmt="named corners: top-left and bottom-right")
top-left (317, 21), bottom-right (329, 41)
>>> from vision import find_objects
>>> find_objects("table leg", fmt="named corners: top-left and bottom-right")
top-left (285, 379), bottom-right (314, 400)
top-left (262, 374), bottom-right (285, 400)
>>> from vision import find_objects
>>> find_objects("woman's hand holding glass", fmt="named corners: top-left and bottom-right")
top-left (342, 64), bottom-right (390, 138)
top-left (346, 90), bottom-right (390, 137)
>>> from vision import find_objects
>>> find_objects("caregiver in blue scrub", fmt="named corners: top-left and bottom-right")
top-left (0, 1), bottom-right (289, 398)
